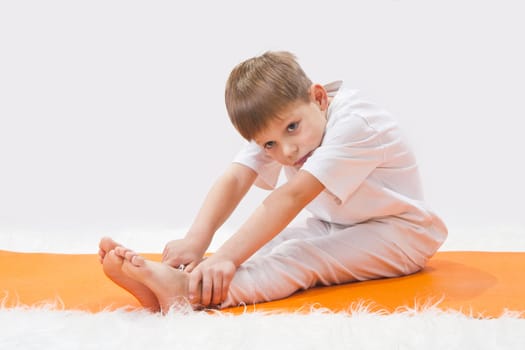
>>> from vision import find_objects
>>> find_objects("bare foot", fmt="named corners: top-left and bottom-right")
top-left (116, 247), bottom-right (197, 314)
top-left (99, 237), bottom-right (160, 312)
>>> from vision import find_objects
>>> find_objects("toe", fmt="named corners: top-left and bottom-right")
top-left (98, 248), bottom-right (105, 263)
top-left (102, 250), bottom-right (123, 276)
top-left (99, 237), bottom-right (119, 253)
top-left (103, 250), bottom-right (124, 269)
top-left (107, 249), bottom-right (123, 263)
top-left (114, 246), bottom-right (131, 258)
top-left (131, 254), bottom-right (146, 267)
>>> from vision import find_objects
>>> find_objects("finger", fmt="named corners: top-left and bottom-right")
top-left (221, 271), bottom-right (234, 305)
top-left (211, 274), bottom-right (223, 306)
top-left (184, 263), bottom-right (196, 273)
top-left (200, 271), bottom-right (213, 307)
top-left (188, 270), bottom-right (202, 306)
top-left (162, 257), bottom-right (181, 268)
top-left (184, 261), bottom-right (198, 273)
top-left (161, 247), bottom-right (169, 262)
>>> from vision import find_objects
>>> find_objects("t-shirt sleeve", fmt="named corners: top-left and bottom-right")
top-left (232, 142), bottom-right (282, 190)
top-left (301, 113), bottom-right (385, 204)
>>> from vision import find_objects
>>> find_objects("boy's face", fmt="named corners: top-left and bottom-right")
top-left (254, 84), bottom-right (329, 168)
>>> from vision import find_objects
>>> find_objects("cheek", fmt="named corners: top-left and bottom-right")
top-left (314, 121), bottom-right (326, 143)
top-left (305, 126), bottom-right (323, 145)
top-left (265, 149), bottom-right (283, 161)
top-left (268, 150), bottom-right (290, 165)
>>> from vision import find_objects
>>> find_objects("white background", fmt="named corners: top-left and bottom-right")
top-left (1, 1), bottom-right (524, 252)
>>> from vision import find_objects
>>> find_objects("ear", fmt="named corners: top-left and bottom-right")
top-left (309, 84), bottom-right (329, 111)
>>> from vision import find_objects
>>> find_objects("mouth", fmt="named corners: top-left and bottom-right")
top-left (293, 151), bottom-right (313, 167)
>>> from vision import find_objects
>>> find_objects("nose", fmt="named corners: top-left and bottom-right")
top-left (282, 142), bottom-right (298, 159)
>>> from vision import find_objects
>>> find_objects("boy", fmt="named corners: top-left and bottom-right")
top-left (99, 51), bottom-right (447, 312)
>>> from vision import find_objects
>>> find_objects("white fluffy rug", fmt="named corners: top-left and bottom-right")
top-left (2, 306), bottom-right (524, 350)
top-left (1, 226), bottom-right (525, 349)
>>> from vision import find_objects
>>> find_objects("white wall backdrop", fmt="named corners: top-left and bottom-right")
top-left (1, 1), bottom-right (524, 249)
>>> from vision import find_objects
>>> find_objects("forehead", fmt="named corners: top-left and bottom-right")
top-left (253, 118), bottom-right (288, 143)
top-left (253, 102), bottom-right (306, 144)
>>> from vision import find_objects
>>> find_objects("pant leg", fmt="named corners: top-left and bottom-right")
top-left (221, 217), bottom-right (445, 308)
top-left (253, 217), bottom-right (331, 256)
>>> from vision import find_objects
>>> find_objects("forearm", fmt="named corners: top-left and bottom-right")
top-left (185, 163), bottom-right (256, 251)
top-left (214, 171), bottom-right (325, 266)
top-left (216, 192), bottom-right (300, 265)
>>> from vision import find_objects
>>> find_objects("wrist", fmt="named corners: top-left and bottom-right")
top-left (184, 230), bottom-right (213, 253)
top-left (213, 248), bottom-right (241, 268)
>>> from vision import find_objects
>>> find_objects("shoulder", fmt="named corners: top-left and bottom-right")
top-left (233, 141), bottom-right (275, 168)
top-left (233, 141), bottom-right (281, 190)
top-left (323, 83), bottom-right (398, 146)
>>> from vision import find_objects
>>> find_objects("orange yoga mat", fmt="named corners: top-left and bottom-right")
top-left (1, 250), bottom-right (524, 317)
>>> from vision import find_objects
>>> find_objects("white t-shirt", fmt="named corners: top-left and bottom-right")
top-left (233, 81), bottom-right (439, 227)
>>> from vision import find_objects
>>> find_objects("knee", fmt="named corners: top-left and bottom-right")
top-left (269, 238), bottom-right (306, 257)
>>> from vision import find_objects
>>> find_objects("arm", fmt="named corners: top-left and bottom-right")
top-left (186, 162), bottom-right (257, 250)
top-left (189, 170), bottom-right (325, 305)
top-left (162, 163), bottom-right (257, 268)
top-left (216, 170), bottom-right (325, 265)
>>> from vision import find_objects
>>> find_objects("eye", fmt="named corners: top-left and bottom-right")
top-left (264, 141), bottom-right (275, 150)
top-left (287, 122), bottom-right (298, 132)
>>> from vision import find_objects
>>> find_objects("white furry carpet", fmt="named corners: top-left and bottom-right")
top-left (2, 306), bottom-right (524, 350)
top-left (1, 226), bottom-right (525, 349)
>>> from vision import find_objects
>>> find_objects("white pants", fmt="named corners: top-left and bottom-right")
top-left (221, 216), bottom-right (447, 308)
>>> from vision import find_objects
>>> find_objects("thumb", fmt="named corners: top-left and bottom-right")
top-left (184, 261), bottom-right (199, 273)
top-left (162, 256), bottom-right (182, 268)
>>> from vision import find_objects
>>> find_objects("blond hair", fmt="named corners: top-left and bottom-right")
top-left (225, 51), bottom-right (312, 140)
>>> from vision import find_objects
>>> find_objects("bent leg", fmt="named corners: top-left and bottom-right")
top-left (222, 218), bottom-right (442, 308)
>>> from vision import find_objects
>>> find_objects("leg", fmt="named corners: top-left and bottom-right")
top-left (99, 237), bottom-right (160, 312)
top-left (253, 218), bottom-right (330, 256)
top-left (114, 246), bottom-right (196, 314)
top-left (221, 218), bottom-right (443, 308)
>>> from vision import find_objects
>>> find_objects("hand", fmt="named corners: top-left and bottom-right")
top-left (188, 255), bottom-right (237, 307)
top-left (162, 238), bottom-right (205, 272)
